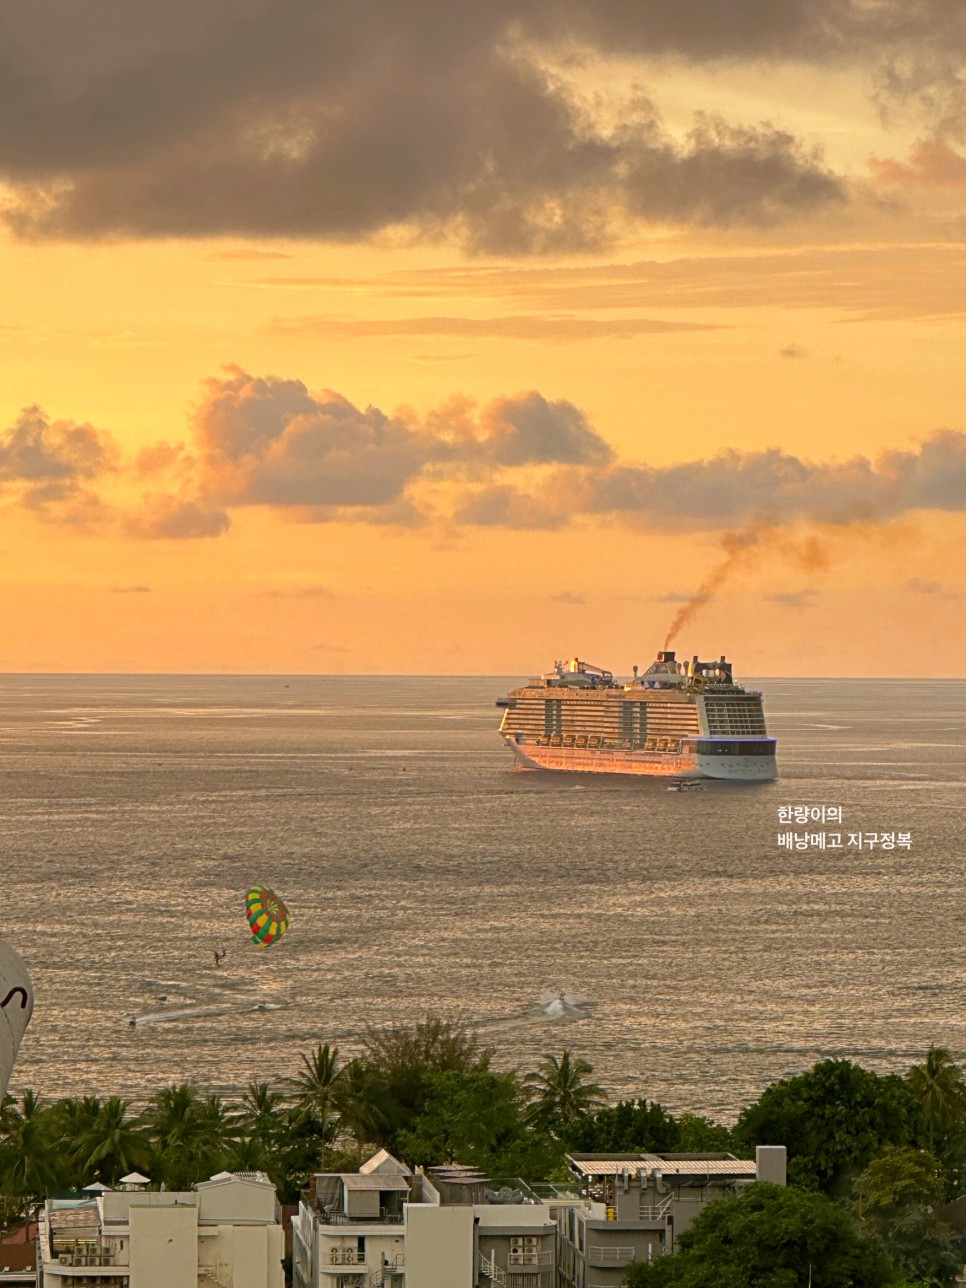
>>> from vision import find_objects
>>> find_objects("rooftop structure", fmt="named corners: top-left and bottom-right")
top-left (38, 1171), bottom-right (284, 1288)
top-left (558, 1148), bottom-right (786, 1288)
top-left (293, 1154), bottom-right (562, 1288)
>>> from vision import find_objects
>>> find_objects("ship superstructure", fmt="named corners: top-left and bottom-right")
top-left (496, 650), bottom-right (777, 780)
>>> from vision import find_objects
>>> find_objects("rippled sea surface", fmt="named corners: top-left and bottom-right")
top-left (2, 674), bottom-right (963, 1121)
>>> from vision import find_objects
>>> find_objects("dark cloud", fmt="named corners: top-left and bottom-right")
top-left (781, 344), bottom-right (806, 358)
top-left (904, 576), bottom-right (962, 599)
top-left (267, 315), bottom-right (717, 342)
top-left (123, 495), bottom-right (230, 539)
top-left (550, 591), bottom-right (586, 603)
top-left (0, 405), bottom-right (118, 522)
top-left (880, 429), bottom-right (966, 511)
top-left (0, 406), bottom-right (116, 487)
top-left (190, 367), bottom-right (615, 509)
top-left (8, 371), bottom-right (966, 541)
top-left (0, 0), bottom-right (849, 249)
top-left (455, 432), bottom-right (966, 530)
top-left (261, 584), bottom-right (336, 598)
top-left (287, 244), bottom-right (966, 327)
top-left (765, 589), bottom-right (818, 607)
top-left (452, 485), bottom-right (568, 530)
top-left (480, 393), bottom-right (613, 466)
top-left (193, 367), bottom-right (439, 507)
top-left (619, 115), bottom-right (842, 229)
top-left (204, 248), bottom-right (295, 261)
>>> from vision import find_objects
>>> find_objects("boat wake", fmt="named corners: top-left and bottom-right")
top-left (477, 992), bottom-right (596, 1034)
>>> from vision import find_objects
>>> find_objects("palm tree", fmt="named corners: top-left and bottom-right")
top-left (524, 1050), bottom-right (607, 1138)
top-left (0, 1090), bottom-right (63, 1212)
top-left (291, 1044), bottom-right (343, 1136)
top-left (144, 1083), bottom-right (234, 1189)
top-left (331, 1057), bottom-right (386, 1150)
top-left (908, 1047), bottom-right (966, 1151)
top-left (71, 1097), bottom-right (152, 1185)
top-left (54, 1097), bottom-right (104, 1187)
top-left (240, 1081), bottom-right (285, 1138)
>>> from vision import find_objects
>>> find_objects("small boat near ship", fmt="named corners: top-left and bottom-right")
top-left (496, 649), bottom-right (778, 781)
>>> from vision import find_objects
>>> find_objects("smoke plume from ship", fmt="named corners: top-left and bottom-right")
top-left (663, 522), bottom-right (836, 648)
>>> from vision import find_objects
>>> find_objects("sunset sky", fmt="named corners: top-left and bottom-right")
top-left (1, 0), bottom-right (964, 674)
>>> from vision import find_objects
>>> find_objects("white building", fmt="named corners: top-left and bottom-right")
top-left (292, 1156), bottom-right (572, 1288)
top-left (293, 1147), bottom-right (788, 1288)
top-left (38, 1171), bottom-right (285, 1288)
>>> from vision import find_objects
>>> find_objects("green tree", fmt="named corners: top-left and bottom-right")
top-left (143, 1083), bottom-right (233, 1189)
top-left (399, 1069), bottom-right (564, 1178)
top-left (524, 1050), bottom-right (606, 1139)
top-left (49, 1095), bottom-right (104, 1189)
top-left (734, 1059), bottom-right (924, 1196)
top-left (908, 1048), bottom-right (966, 1154)
top-left (291, 1044), bottom-right (343, 1139)
top-left (70, 1097), bottom-right (153, 1185)
top-left (568, 1099), bottom-right (679, 1153)
top-left (240, 1081), bottom-right (285, 1138)
top-left (353, 1016), bottom-right (493, 1156)
top-left (623, 1182), bottom-right (897, 1288)
top-left (331, 1057), bottom-right (386, 1150)
top-left (0, 1091), bottom-right (64, 1216)
top-left (851, 1145), bottom-right (960, 1287)
top-left (674, 1113), bottom-right (736, 1154)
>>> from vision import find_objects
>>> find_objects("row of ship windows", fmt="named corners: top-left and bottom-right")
top-left (529, 735), bottom-right (689, 752)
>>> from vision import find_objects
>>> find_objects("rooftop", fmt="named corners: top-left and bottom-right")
top-left (340, 1175), bottom-right (411, 1192)
top-left (566, 1153), bottom-right (758, 1178)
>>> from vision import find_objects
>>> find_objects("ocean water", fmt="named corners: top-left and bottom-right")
top-left (1, 674), bottom-right (963, 1122)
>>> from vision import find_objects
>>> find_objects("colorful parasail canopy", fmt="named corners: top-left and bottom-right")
top-left (245, 885), bottom-right (290, 947)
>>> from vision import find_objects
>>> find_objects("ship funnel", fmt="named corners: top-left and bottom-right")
top-left (656, 650), bottom-right (676, 664)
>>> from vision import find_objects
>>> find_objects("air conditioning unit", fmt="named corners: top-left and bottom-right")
top-left (59, 1254), bottom-right (72, 1266)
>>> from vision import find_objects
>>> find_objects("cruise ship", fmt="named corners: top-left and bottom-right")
top-left (496, 650), bottom-right (777, 781)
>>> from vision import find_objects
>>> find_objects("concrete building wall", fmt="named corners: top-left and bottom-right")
top-left (197, 1180), bottom-right (276, 1225)
top-left (226, 1224), bottom-right (284, 1288)
top-left (474, 1207), bottom-right (551, 1229)
top-left (128, 1204), bottom-right (196, 1288)
top-left (102, 1191), bottom-right (196, 1224)
top-left (756, 1146), bottom-right (787, 1186)
top-left (405, 1204), bottom-right (474, 1288)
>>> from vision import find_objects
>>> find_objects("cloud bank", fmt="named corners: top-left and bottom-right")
top-left (2, 369), bottom-right (964, 539)
top-left (0, 0), bottom-right (895, 249)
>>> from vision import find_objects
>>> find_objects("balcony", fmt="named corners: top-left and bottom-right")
top-left (315, 1207), bottom-right (404, 1227)
top-left (587, 1246), bottom-right (636, 1268)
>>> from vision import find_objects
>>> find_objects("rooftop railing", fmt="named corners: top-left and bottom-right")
top-left (587, 1246), bottom-right (637, 1266)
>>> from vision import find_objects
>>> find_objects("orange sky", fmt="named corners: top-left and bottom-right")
top-left (0, 3), bottom-right (963, 675)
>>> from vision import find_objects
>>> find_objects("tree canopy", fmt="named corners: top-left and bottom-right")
top-left (734, 1059), bottom-right (925, 1196)
top-left (623, 1182), bottom-right (898, 1288)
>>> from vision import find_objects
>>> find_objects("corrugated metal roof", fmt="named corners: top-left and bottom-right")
top-left (658, 1160), bottom-right (757, 1176)
top-left (567, 1157), bottom-right (756, 1177)
top-left (341, 1175), bottom-right (410, 1191)
top-left (50, 1205), bottom-right (100, 1232)
top-left (359, 1150), bottom-right (409, 1177)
